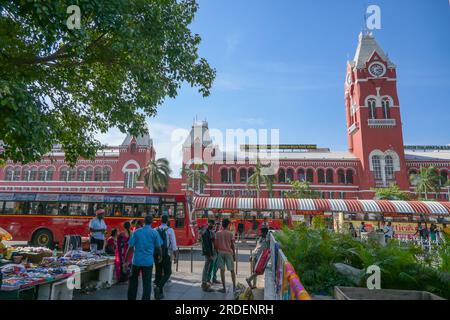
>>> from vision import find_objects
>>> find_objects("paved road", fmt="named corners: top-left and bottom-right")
top-left (74, 242), bottom-right (261, 300)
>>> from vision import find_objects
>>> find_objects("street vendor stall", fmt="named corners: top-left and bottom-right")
top-left (0, 247), bottom-right (115, 300)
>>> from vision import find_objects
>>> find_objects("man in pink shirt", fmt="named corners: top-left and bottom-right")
top-left (214, 219), bottom-right (236, 293)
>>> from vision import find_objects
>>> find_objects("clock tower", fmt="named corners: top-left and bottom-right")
top-left (345, 32), bottom-right (409, 192)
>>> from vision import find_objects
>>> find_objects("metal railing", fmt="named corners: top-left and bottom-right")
top-left (269, 232), bottom-right (311, 300)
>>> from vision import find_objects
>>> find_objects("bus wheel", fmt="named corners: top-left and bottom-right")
top-left (31, 229), bottom-right (54, 248)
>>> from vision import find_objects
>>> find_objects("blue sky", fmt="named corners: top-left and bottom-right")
top-left (99, 0), bottom-right (450, 175)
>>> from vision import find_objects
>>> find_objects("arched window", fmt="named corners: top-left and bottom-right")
top-left (326, 169), bottom-right (334, 183)
top-left (5, 167), bottom-right (13, 181)
top-left (13, 167), bottom-right (21, 181)
top-left (306, 169), bottom-right (314, 183)
top-left (346, 170), bottom-right (354, 184)
top-left (124, 171), bottom-right (137, 188)
top-left (278, 169), bottom-right (286, 183)
top-left (337, 169), bottom-right (345, 184)
top-left (103, 167), bottom-right (111, 181)
top-left (46, 167), bottom-right (54, 181)
top-left (385, 155), bottom-right (394, 180)
top-left (440, 171), bottom-right (448, 186)
top-left (229, 168), bottom-right (236, 183)
top-left (85, 167), bottom-right (93, 181)
top-left (382, 98), bottom-right (390, 119)
top-left (286, 169), bottom-right (294, 182)
top-left (77, 168), bottom-right (86, 181)
top-left (29, 167), bottom-right (37, 181)
top-left (239, 168), bottom-right (248, 183)
top-left (367, 98), bottom-right (377, 119)
top-left (221, 168), bottom-right (228, 183)
top-left (60, 168), bottom-right (69, 181)
top-left (22, 167), bottom-right (30, 181)
top-left (317, 169), bottom-right (325, 184)
top-left (38, 168), bottom-right (46, 181)
top-left (298, 169), bottom-right (306, 182)
top-left (372, 155), bottom-right (382, 180)
top-left (94, 167), bottom-right (103, 181)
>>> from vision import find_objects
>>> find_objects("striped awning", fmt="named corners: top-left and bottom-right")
top-left (192, 197), bottom-right (450, 216)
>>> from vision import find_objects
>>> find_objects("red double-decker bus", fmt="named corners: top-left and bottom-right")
top-left (0, 191), bottom-right (196, 248)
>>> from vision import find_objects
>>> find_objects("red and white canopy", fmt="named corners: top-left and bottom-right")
top-left (193, 197), bottom-right (450, 215)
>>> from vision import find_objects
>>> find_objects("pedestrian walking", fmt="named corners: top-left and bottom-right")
top-left (430, 223), bottom-right (438, 243)
top-left (348, 222), bottom-right (357, 238)
top-left (214, 219), bottom-right (236, 293)
top-left (89, 208), bottom-right (107, 252)
top-left (359, 221), bottom-right (366, 238)
top-left (154, 215), bottom-right (178, 299)
top-left (201, 220), bottom-right (216, 292)
top-left (115, 221), bottom-right (132, 282)
top-left (124, 215), bottom-right (162, 300)
top-left (208, 220), bottom-right (222, 285)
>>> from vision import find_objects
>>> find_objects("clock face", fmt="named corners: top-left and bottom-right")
top-left (369, 62), bottom-right (386, 77)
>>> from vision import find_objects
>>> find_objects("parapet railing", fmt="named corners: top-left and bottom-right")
top-left (269, 232), bottom-right (311, 300)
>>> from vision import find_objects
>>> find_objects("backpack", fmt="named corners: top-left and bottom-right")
top-left (157, 227), bottom-right (170, 259)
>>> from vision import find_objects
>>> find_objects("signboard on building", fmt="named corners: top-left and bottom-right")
top-left (240, 144), bottom-right (317, 151)
top-left (404, 145), bottom-right (450, 151)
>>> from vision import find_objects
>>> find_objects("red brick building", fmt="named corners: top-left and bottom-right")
top-left (181, 33), bottom-right (450, 200)
top-left (1, 33), bottom-right (449, 200)
top-left (0, 132), bottom-right (162, 193)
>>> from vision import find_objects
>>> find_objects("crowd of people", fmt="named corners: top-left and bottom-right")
top-left (89, 208), bottom-right (272, 299)
top-left (88, 209), bottom-right (178, 300)
top-left (199, 217), bottom-right (270, 294)
top-left (348, 221), bottom-right (450, 243)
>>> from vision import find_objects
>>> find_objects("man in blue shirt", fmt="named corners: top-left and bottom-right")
top-left (124, 215), bottom-right (162, 300)
top-left (154, 215), bottom-right (178, 299)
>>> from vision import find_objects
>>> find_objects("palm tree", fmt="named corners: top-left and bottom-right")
top-left (247, 159), bottom-right (275, 197)
top-left (182, 162), bottom-right (209, 194)
top-left (139, 158), bottom-right (172, 193)
top-left (411, 166), bottom-right (441, 200)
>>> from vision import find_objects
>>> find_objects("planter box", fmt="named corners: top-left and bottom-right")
top-left (335, 286), bottom-right (445, 300)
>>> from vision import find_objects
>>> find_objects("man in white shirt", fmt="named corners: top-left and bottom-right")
top-left (154, 215), bottom-right (178, 299)
top-left (89, 208), bottom-right (107, 252)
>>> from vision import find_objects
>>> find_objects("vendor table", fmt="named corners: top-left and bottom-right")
top-left (0, 257), bottom-right (115, 300)
top-left (0, 273), bottom-right (73, 300)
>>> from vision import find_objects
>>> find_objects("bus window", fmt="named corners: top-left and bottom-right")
top-left (87, 203), bottom-right (96, 216)
top-left (59, 203), bottom-right (69, 216)
top-left (46, 203), bottom-right (59, 215)
top-left (123, 204), bottom-right (142, 217)
top-left (68, 203), bottom-right (89, 216)
top-left (3, 202), bottom-right (15, 214)
top-left (33, 202), bottom-right (46, 215)
top-left (106, 204), bottom-right (123, 217)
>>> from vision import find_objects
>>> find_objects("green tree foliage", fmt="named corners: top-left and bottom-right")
top-left (182, 162), bottom-right (209, 194)
top-left (139, 158), bottom-right (172, 193)
top-left (276, 226), bottom-right (450, 298)
top-left (0, 0), bottom-right (215, 165)
top-left (247, 159), bottom-right (275, 197)
top-left (374, 184), bottom-right (410, 200)
top-left (285, 180), bottom-right (319, 199)
top-left (410, 167), bottom-right (441, 200)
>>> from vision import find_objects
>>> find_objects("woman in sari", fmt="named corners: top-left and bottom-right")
top-left (115, 221), bottom-right (132, 282)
